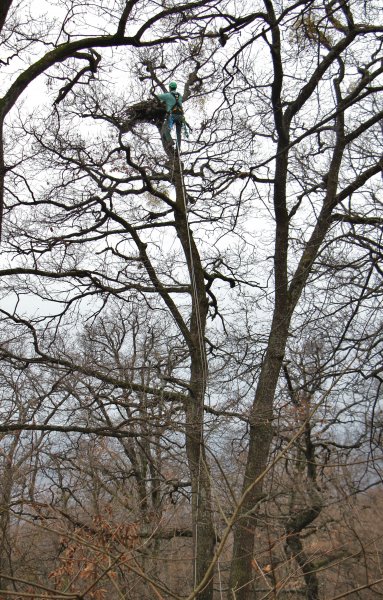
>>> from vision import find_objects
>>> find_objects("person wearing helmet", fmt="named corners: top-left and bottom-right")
top-left (156, 82), bottom-right (184, 151)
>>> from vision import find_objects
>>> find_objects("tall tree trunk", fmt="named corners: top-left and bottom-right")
top-left (172, 157), bottom-right (217, 599)
top-left (186, 359), bottom-right (216, 600)
top-left (228, 45), bottom-right (292, 583)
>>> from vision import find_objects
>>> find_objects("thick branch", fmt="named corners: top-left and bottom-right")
top-left (0, 0), bottom-right (12, 33)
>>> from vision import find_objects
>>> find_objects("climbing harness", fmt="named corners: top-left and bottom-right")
top-left (166, 92), bottom-right (183, 128)
top-left (170, 91), bottom-right (183, 114)
top-left (169, 91), bottom-right (191, 140)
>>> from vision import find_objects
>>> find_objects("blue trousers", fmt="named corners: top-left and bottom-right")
top-left (161, 114), bottom-right (183, 150)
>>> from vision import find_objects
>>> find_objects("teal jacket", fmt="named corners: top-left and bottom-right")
top-left (156, 92), bottom-right (183, 113)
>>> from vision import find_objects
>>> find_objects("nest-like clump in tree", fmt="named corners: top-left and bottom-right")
top-left (121, 99), bottom-right (166, 132)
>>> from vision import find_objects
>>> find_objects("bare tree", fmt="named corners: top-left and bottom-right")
top-left (0, 1), bottom-right (382, 599)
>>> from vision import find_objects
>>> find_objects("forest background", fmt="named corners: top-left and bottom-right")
top-left (0, 1), bottom-right (382, 599)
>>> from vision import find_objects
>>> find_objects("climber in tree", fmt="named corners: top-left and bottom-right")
top-left (156, 82), bottom-right (184, 151)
